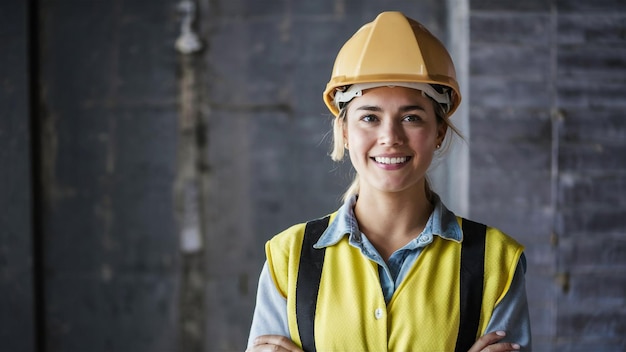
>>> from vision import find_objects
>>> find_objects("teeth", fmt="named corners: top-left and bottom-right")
top-left (374, 156), bottom-right (408, 164)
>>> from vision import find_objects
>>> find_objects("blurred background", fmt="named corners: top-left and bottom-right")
top-left (2, 0), bottom-right (625, 351)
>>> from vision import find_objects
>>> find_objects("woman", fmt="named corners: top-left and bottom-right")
top-left (247, 11), bottom-right (531, 352)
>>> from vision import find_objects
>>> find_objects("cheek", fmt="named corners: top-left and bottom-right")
top-left (407, 129), bottom-right (435, 147)
top-left (347, 129), bottom-right (372, 152)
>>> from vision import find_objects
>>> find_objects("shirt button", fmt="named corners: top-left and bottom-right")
top-left (419, 235), bottom-right (431, 243)
top-left (374, 308), bottom-right (384, 320)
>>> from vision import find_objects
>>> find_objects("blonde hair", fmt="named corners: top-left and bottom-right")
top-left (330, 97), bottom-right (464, 202)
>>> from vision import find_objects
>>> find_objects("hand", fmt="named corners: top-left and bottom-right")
top-left (245, 335), bottom-right (303, 352)
top-left (468, 331), bottom-right (521, 352)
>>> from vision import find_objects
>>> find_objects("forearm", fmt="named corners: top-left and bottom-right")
top-left (248, 262), bottom-right (291, 348)
top-left (484, 255), bottom-right (532, 350)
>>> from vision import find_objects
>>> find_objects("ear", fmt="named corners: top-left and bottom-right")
top-left (436, 122), bottom-right (448, 147)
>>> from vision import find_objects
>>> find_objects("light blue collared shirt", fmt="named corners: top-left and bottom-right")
top-left (248, 195), bottom-right (532, 350)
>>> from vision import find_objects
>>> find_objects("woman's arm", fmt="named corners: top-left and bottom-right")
top-left (247, 262), bottom-right (291, 348)
top-left (483, 254), bottom-right (532, 350)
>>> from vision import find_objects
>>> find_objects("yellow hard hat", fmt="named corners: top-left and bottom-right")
top-left (323, 11), bottom-right (461, 117)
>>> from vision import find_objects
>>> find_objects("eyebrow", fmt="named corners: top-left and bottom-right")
top-left (355, 104), bottom-right (426, 112)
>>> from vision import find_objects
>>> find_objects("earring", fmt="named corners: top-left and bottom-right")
top-left (436, 144), bottom-right (441, 149)
top-left (344, 143), bottom-right (349, 149)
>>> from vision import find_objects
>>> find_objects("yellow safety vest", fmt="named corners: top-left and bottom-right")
top-left (265, 212), bottom-right (524, 352)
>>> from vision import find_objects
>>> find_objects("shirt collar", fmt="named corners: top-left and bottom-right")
top-left (314, 193), bottom-right (462, 249)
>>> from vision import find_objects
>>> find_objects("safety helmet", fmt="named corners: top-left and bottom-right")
top-left (323, 11), bottom-right (461, 117)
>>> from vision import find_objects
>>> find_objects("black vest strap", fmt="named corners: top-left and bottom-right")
top-left (454, 219), bottom-right (487, 352)
top-left (296, 215), bottom-right (330, 352)
top-left (295, 216), bottom-right (486, 352)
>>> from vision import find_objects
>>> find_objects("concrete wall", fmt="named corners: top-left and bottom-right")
top-left (0, 1), bottom-right (36, 351)
top-left (1, 0), bottom-right (624, 351)
top-left (469, 0), bottom-right (626, 351)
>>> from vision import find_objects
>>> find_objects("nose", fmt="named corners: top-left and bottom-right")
top-left (378, 120), bottom-right (405, 146)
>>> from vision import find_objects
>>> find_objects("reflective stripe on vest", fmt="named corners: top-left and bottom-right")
top-left (296, 216), bottom-right (486, 352)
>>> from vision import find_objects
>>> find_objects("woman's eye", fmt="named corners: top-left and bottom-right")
top-left (361, 115), bottom-right (378, 122)
top-left (403, 115), bottom-right (422, 122)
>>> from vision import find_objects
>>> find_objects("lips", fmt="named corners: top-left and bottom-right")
top-left (373, 156), bottom-right (410, 165)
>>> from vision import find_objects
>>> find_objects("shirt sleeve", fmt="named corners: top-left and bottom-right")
top-left (484, 253), bottom-right (532, 351)
top-left (247, 261), bottom-right (291, 348)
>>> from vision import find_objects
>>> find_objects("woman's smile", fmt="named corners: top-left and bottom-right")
top-left (371, 155), bottom-right (413, 171)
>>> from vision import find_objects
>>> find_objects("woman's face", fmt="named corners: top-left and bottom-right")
top-left (344, 86), bottom-right (446, 196)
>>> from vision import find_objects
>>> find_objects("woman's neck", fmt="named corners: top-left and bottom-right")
top-left (353, 184), bottom-right (434, 260)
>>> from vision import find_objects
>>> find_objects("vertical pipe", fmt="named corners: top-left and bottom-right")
top-left (434, 0), bottom-right (469, 217)
top-left (175, 1), bottom-right (207, 351)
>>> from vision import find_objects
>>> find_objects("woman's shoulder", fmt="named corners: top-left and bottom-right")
top-left (456, 216), bottom-right (523, 246)
top-left (484, 223), bottom-right (524, 251)
top-left (266, 212), bottom-right (338, 252)
top-left (268, 222), bottom-right (308, 249)
top-left (263, 214), bottom-right (336, 294)
top-left (458, 216), bottom-right (525, 274)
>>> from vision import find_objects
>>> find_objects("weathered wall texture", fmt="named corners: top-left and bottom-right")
top-left (1, 0), bottom-right (625, 351)
top-left (0, 1), bottom-right (36, 352)
top-left (469, 0), bottom-right (626, 351)
top-left (34, 1), bottom-right (181, 351)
